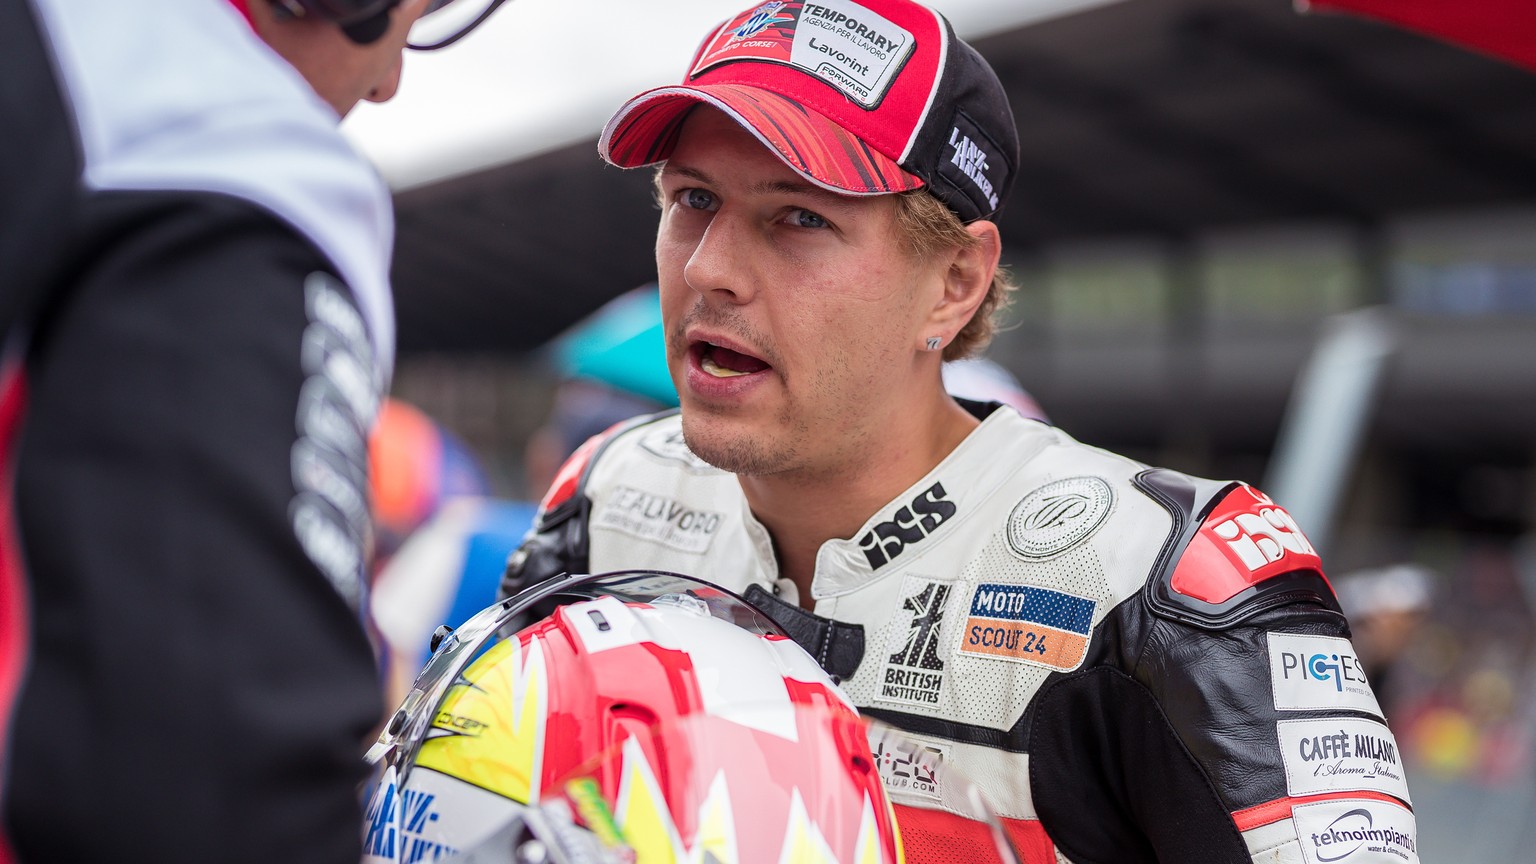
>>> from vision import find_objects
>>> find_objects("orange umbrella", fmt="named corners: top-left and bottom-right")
top-left (1299, 0), bottom-right (1536, 73)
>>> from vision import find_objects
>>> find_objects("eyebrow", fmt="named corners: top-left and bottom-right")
top-left (661, 163), bottom-right (855, 207)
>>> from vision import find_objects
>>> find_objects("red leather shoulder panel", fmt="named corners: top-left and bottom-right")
top-left (1170, 484), bottom-right (1331, 605)
top-left (536, 422), bottom-right (624, 514)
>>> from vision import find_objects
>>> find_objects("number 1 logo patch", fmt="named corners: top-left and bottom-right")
top-left (959, 582), bottom-right (1095, 672)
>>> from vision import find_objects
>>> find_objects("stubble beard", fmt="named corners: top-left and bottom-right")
top-left (679, 409), bottom-right (806, 478)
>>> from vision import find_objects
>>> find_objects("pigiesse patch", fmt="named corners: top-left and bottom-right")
top-left (1268, 632), bottom-right (1383, 718)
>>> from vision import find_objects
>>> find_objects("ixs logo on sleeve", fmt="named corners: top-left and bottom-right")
top-left (1208, 485), bottom-right (1318, 573)
top-left (292, 273), bottom-right (378, 611)
top-left (1268, 633), bottom-right (1383, 718)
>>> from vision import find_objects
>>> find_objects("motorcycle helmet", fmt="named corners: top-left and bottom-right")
top-left (362, 571), bottom-right (905, 864)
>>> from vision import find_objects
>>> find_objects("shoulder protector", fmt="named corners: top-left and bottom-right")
top-left (1134, 468), bottom-right (1341, 630)
top-left (498, 410), bottom-right (676, 600)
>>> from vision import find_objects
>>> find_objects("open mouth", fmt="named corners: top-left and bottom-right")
top-left (693, 341), bottom-right (771, 378)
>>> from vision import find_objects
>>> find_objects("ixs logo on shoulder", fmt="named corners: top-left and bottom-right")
top-left (595, 485), bottom-right (723, 555)
top-left (858, 482), bottom-right (956, 570)
top-left (1268, 633), bottom-right (1383, 718)
top-left (1294, 799), bottom-right (1418, 864)
top-left (878, 577), bottom-right (952, 707)
top-left (1207, 485), bottom-right (1319, 574)
top-left (1277, 718), bottom-right (1411, 803)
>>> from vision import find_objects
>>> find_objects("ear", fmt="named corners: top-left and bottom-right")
top-left (925, 220), bottom-right (1001, 340)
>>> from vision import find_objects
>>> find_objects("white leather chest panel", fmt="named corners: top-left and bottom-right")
top-left (585, 411), bottom-right (1173, 731)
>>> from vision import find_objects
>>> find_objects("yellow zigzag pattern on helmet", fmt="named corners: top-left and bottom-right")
top-left (610, 739), bottom-right (893, 864)
top-left (415, 636), bottom-right (549, 804)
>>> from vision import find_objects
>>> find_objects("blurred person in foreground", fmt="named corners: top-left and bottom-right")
top-left (500, 1), bottom-right (1418, 860)
top-left (0, 1), bottom-right (513, 862)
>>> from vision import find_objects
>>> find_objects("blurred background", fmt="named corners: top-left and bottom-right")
top-left (347, 0), bottom-right (1536, 860)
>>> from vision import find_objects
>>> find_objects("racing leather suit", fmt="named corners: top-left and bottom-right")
top-left (2, 1), bottom-right (389, 861)
top-left (502, 404), bottom-right (1419, 864)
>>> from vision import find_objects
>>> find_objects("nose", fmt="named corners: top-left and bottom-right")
top-left (682, 211), bottom-right (754, 305)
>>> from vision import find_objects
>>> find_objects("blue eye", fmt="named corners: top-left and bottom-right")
top-left (785, 209), bottom-right (829, 229)
top-left (680, 188), bottom-right (718, 211)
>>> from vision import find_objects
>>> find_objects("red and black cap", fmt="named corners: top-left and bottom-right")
top-left (598, 0), bottom-right (1019, 223)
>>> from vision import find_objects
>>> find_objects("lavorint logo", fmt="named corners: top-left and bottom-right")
top-left (858, 482), bottom-right (956, 569)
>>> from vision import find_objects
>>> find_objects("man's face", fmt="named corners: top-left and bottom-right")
top-left (254, 0), bottom-right (433, 118)
top-left (655, 107), bottom-right (949, 481)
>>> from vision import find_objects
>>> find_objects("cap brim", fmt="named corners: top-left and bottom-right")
top-left (599, 84), bottom-right (923, 197)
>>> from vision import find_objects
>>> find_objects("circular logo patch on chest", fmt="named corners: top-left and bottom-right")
top-left (1006, 476), bottom-right (1114, 560)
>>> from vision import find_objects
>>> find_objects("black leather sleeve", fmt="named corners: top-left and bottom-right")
top-left (1029, 467), bottom-right (1393, 863)
top-left (1031, 588), bottom-right (1388, 864)
top-left (8, 190), bottom-right (382, 864)
top-left (0, 0), bottom-right (80, 342)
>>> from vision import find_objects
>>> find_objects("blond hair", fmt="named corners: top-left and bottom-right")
top-left (894, 189), bottom-right (1016, 361)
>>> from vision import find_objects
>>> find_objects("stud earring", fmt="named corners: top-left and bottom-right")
top-left (925, 336), bottom-right (943, 351)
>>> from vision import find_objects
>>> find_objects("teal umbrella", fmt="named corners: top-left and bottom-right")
top-left (550, 284), bottom-right (678, 408)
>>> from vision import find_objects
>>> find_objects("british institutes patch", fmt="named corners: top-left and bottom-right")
top-left (878, 576), bottom-right (952, 707)
top-left (1006, 476), bottom-right (1113, 560)
top-left (959, 583), bottom-right (1095, 672)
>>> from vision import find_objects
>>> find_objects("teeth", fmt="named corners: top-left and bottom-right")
top-left (701, 353), bottom-right (749, 378)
